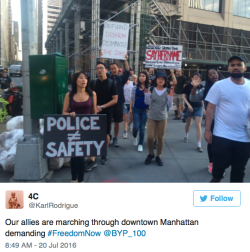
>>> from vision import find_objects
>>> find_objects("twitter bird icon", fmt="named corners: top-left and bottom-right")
top-left (200, 195), bottom-right (207, 202)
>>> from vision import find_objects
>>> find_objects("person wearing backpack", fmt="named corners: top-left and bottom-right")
top-left (62, 72), bottom-right (97, 182)
top-left (129, 71), bottom-right (149, 152)
top-left (86, 62), bottom-right (118, 169)
top-left (99, 52), bottom-right (131, 147)
top-left (144, 70), bottom-right (176, 166)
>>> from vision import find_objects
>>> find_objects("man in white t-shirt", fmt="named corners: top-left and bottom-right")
top-left (205, 56), bottom-right (250, 182)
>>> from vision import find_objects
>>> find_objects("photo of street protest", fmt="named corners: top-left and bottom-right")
top-left (1, 0), bottom-right (250, 183)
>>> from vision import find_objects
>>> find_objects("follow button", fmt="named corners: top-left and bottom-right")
top-left (193, 190), bottom-right (241, 207)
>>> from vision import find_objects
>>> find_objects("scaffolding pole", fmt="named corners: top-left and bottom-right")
top-left (65, 21), bottom-right (69, 69)
top-left (74, 2), bottom-right (81, 72)
top-left (91, 0), bottom-right (96, 79)
top-left (135, 0), bottom-right (141, 75)
top-left (59, 29), bottom-right (63, 53)
top-left (95, 0), bottom-right (100, 62)
top-left (129, 3), bottom-right (135, 68)
top-left (56, 34), bottom-right (59, 52)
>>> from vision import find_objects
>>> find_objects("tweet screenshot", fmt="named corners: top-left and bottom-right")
top-left (2, 0), bottom-right (250, 251)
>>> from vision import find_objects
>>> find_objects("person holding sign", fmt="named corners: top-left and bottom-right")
top-left (144, 70), bottom-right (176, 166)
top-left (129, 71), bottom-right (149, 152)
top-left (100, 52), bottom-right (130, 147)
top-left (62, 72), bottom-right (97, 182)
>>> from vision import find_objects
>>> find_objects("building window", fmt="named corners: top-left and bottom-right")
top-left (189, 0), bottom-right (221, 12)
top-left (233, 0), bottom-right (250, 18)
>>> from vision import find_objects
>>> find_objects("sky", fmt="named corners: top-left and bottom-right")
top-left (11, 0), bottom-right (22, 60)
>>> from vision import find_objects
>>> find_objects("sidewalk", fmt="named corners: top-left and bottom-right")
top-left (1, 112), bottom-right (249, 183)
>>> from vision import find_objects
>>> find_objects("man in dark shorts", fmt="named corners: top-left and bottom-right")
top-left (174, 69), bottom-right (186, 120)
top-left (108, 54), bottom-right (130, 147)
top-left (88, 62), bottom-right (118, 168)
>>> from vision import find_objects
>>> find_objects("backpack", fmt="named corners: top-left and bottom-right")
top-left (90, 78), bottom-right (113, 92)
top-left (11, 92), bottom-right (23, 117)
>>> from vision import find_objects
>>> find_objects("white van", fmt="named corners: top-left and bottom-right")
top-left (9, 65), bottom-right (22, 77)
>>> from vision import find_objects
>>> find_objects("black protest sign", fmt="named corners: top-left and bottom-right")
top-left (43, 115), bottom-right (107, 158)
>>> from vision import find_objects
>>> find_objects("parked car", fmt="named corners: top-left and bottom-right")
top-left (9, 65), bottom-right (22, 77)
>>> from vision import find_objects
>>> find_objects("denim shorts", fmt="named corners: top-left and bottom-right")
top-left (185, 106), bottom-right (203, 117)
top-left (123, 103), bottom-right (130, 114)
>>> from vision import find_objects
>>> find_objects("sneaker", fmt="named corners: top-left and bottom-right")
top-left (208, 163), bottom-right (213, 173)
top-left (154, 140), bottom-right (158, 149)
top-left (113, 137), bottom-right (119, 147)
top-left (156, 156), bottom-right (163, 166)
top-left (145, 154), bottom-right (155, 165)
top-left (184, 137), bottom-right (188, 143)
top-left (133, 137), bottom-right (138, 146)
top-left (208, 163), bottom-right (226, 177)
top-left (173, 117), bottom-right (181, 120)
top-left (85, 160), bottom-right (97, 172)
top-left (101, 156), bottom-right (108, 165)
top-left (197, 147), bottom-right (203, 152)
top-left (129, 124), bottom-right (132, 132)
top-left (138, 145), bottom-right (143, 152)
top-left (123, 132), bottom-right (128, 139)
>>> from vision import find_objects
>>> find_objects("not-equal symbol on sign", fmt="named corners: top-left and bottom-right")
top-left (67, 131), bottom-right (81, 142)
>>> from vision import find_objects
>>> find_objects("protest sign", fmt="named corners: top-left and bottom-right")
top-left (43, 115), bottom-right (107, 158)
top-left (101, 21), bottom-right (130, 60)
top-left (145, 45), bottom-right (183, 69)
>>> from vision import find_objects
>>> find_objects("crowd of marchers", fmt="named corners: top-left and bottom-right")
top-left (62, 54), bottom-right (250, 184)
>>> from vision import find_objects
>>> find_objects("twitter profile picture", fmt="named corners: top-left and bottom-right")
top-left (5, 191), bottom-right (24, 209)
top-left (200, 195), bottom-right (207, 202)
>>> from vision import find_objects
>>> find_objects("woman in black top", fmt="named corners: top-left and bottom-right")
top-left (182, 72), bottom-right (205, 152)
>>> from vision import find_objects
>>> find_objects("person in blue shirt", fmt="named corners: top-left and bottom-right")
top-left (129, 71), bottom-right (149, 152)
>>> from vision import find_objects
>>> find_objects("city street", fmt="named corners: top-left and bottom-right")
top-left (1, 111), bottom-right (250, 183)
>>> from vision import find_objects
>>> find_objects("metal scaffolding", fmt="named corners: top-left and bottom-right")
top-left (142, 0), bottom-right (250, 65)
top-left (45, 0), bottom-right (250, 78)
top-left (45, 0), bottom-right (142, 76)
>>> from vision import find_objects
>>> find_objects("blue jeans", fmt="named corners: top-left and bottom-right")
top-left (132, 107), bottom-right (148, 145)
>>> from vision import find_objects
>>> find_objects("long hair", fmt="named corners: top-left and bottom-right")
top-left (137, 71), bottom-right (149, 89)
top-left (203, 68), bottom-right (219, 100)
top-left (71, 72), bottom-right (93, 97)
